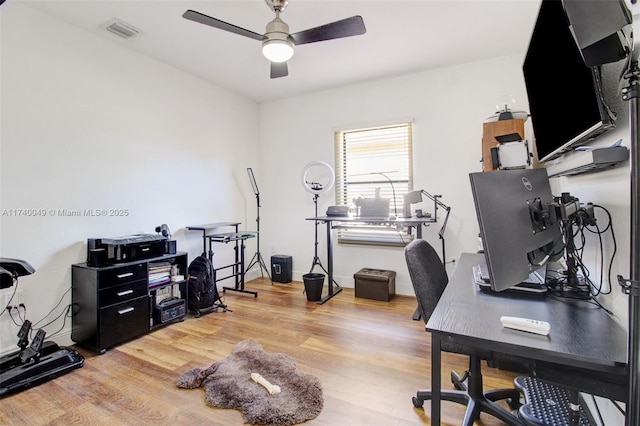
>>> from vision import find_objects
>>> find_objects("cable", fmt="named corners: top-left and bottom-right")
top-left (31, 287), bottom-right (70, 329)
top-left (39, 304), bottom-right (72, 339)
top-left (16, 304), bottom-right (25, 323)
top-left (8, 287), bottom-right (73, 340)
top-left (611, 399), bottom-right (626, 416)
top-left (554, 203), bottom-right (616, 300)
top-left (545, 203), bottom-right (620, 316)
top-left (589, 296), bottom-right (614, 315)
top-left (590, 395), bottom-right (605, 426)
top-left (7, 307), bottom-right (21, 327)
top-left (584, 204), bottom-right (616, 294)
top-left (2, 281), bottom-right (73, 344)
top-left (1, 282), bottom-right (19, 317)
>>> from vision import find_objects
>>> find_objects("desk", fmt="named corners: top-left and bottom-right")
top-left (186, 223), bottom-right (257, 297)
top-left (426, 253), bottom-right (628, 424)
top-left (306, 216), bottom-right (436, 304)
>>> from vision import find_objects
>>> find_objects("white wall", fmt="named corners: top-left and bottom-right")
top-left (0, 3), bottom-right (260, 353)
top-left (257, 55), bottom-right (533, 296)
top-left (549, 60), bottom-right (631, 425)
top-left (257, 50), bottom-right (631, 426)
top-left (1, 4), bottom-right (632, 422)
top-left (257, 52), bottom-right (631, 326)
top-left (548, 57), bottom-right (631, 330)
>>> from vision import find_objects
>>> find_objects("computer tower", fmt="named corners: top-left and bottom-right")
top-left (271, 255), bottom-right (292, 283)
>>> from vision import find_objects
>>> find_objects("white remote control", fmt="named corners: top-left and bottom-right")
top-left (500, 316), bottom-right (550, 336)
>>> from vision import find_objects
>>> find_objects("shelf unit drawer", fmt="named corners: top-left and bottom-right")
top-left (98, 296), bottom-right (149, 350)
top-left (99, 280), bottom-right (147, 308)
top-left (98, 263), bottom-right (147, 289)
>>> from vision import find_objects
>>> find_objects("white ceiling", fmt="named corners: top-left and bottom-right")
top-left (21, 0), bottom-right (542, 103)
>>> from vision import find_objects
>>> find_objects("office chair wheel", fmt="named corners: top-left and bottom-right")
top-left (412, 396), bottom-right (424, 408)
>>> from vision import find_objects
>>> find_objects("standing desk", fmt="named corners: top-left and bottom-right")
top-left (186, 222), bottom-right (257, 297)
top-left (426, 253), bottom-right (628, 425)
top-left (306, 216), bottom-right (437, 304)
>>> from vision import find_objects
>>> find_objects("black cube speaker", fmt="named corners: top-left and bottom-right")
top-left (87, 238), bottom-right (106, 267)
top-left (271, 255), bottom-right (292, 283)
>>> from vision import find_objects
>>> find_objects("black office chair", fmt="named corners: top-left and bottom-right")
top-left (405, 239), bottom-right (523, 426)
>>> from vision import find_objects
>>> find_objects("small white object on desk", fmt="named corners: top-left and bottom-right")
top-left (250, 373), bottom-right (281, 395)
top-left (500, 316), bottom-right (550, 336)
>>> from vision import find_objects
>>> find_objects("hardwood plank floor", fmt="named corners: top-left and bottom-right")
top-left (1, 278), bottom-right (520, 425)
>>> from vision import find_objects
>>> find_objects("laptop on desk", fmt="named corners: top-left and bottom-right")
top-left (473, 262), bottom-right (547, 294)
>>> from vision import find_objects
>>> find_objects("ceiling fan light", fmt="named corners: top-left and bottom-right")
top-left (262, 39), bottom-right (294, 63)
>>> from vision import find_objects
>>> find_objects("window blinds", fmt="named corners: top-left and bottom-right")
top-left (334, 122), bottom-right (414, 245)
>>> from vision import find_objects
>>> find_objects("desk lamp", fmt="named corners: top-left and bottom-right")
top-left (402, 190), bottom-right (423, 218)
top-left (350, 171), bottom-right (399, 218)
top-left (403, 190), bottom-right (451, 263)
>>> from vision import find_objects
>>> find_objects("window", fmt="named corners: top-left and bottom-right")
top-left (334, 121), bottom-right (414, 246)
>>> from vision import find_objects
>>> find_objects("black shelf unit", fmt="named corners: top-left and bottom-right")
top-left (71, 252), bottom-right (188, 354)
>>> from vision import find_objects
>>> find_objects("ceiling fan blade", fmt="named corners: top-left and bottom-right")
top-left (271, 62), bottom-right (289, 79)
top-left (290, 15), bottom-right (366, 46)
top-left (183, 10), bottom-right (265, 41)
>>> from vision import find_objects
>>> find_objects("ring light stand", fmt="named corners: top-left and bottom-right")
top-left (302, 161), bottom-right (338, 287)
top-left (245, 168), bottom-right (272, 282)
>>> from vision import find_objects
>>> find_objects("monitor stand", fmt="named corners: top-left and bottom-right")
top-left (473, 263), bottom-right (548, 294)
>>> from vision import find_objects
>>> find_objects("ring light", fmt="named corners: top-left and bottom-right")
top-left (301, 161), bottom-right (335, 194)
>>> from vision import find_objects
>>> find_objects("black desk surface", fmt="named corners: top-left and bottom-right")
top-left (186, 222), bottom-right (240, 231)
top-left (308, 216), bottom-right (436, 224)
top-left (427, 253), bottom-right (627, 377)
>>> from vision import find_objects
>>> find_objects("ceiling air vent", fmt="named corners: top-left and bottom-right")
top-left (103, 19), bottom-right (140, 39)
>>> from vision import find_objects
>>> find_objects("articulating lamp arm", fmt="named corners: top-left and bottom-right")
top-left (419, 190), bottom-right (451, 267)
top-left (437, 206), bottom-right (451, 240)
top-left (420, 190), bottom-right (451, 232)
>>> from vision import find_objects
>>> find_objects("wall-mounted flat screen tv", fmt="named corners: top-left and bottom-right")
top-left (523, 0), bottom-right (617, 163)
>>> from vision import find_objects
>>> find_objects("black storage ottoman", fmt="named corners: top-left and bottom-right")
top-left (271, 255), bottom-right (292, 283)
top-left (354, 268), bottom-right (396, 301)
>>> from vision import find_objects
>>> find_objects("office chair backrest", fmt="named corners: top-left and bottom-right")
top-left (404, 239), bottom-right (449, 323)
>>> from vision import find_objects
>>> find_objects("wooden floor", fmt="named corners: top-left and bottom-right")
top-left (1, 278), bottom-right (520, 425)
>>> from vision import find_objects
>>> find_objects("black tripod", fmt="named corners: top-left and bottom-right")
top-left (309, 193), bottom-right (339, 288)
top-left (245, 169), bottom-right (271, 282)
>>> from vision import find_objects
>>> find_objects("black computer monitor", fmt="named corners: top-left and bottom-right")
top-left (469, 169), bottom-right (563, 292)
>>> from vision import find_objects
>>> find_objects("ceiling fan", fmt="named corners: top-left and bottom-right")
top-left (182, 0), bottom-right (366, 79)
